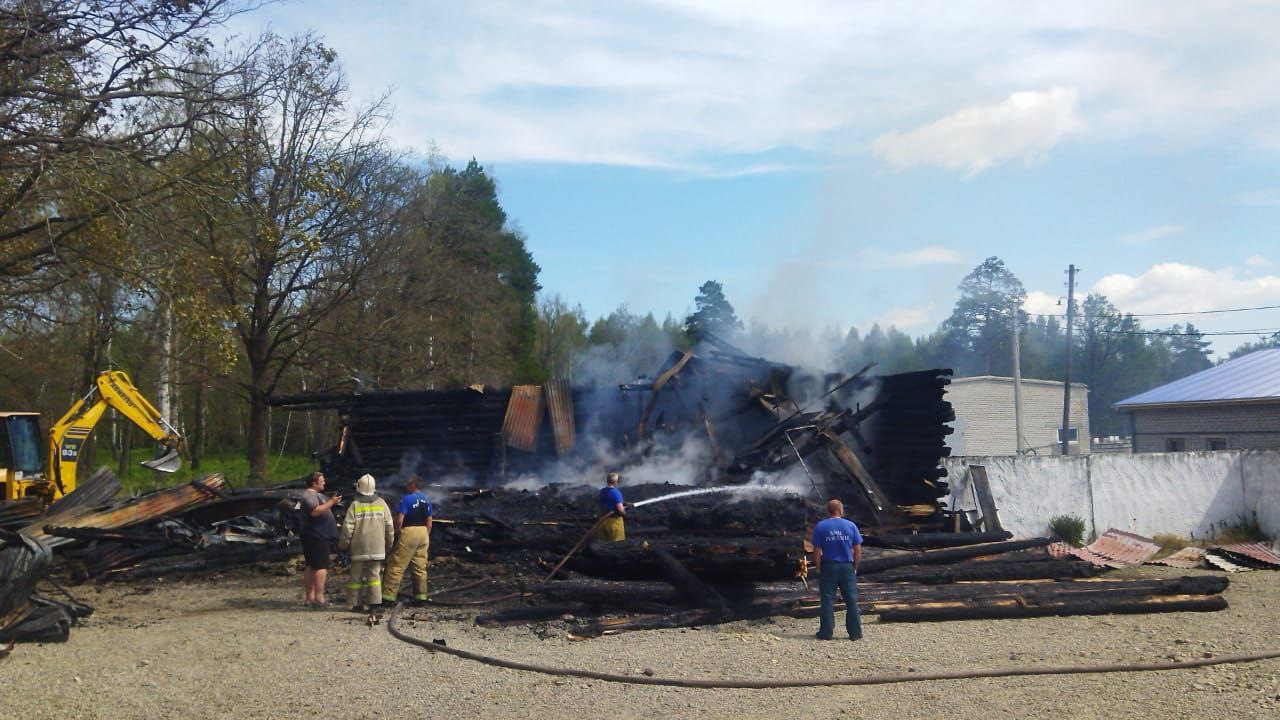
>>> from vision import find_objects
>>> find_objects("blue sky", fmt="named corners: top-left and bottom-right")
top-left (229, 1), bottom-right (1280, 356)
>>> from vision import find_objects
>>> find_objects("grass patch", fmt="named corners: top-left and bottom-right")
top-left (91, 448), bottom-right (316, 495)
top-left (1152, 533), bottom-right (1189, 557)
top-left (1048, 514), bottom-right (1087, 547)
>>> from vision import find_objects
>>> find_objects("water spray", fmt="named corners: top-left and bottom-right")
top-left (631, 485), bottom-right (789, 508)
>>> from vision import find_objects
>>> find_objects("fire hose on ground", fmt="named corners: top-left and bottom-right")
top-left (386, 602), bottom-right (1280, 689)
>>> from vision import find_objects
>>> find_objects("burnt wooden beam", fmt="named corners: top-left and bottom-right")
top-left (876, 594), bottom-right (1228, 623)
top-left (859, 537), bottom-right (1054, 575)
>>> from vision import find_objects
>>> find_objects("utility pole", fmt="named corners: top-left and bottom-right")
top-left (1012, 300), bottom-right (1024, 454)
top-left (1060, 264), bottom-right (1077, 456)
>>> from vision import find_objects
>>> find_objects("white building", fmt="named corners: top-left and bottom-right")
top-left (946, 376), bottom-right (1090, 456)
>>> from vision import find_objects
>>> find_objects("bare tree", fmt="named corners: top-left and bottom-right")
top-left (165, 35), bottom-right (406, 479)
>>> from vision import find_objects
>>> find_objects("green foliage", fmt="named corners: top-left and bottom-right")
top-left (837, 323), bottom-right (922, 374)
top-left (684, 280), bottom-right (742, 342)
top-left (1048, 514), bottom-right (1087, 547)
top-left (96, 448), bottom-right (315, 495)
top-left (939, 257), bottom-right (1027, 376)
top-left (533, 294), bottom-right (590, 381)
top-left (1227, 331), bottom-right (1280, 360)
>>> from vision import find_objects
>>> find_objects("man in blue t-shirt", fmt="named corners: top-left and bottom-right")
top-left (596, 471), bottom-right (626, 542)
top-left (811, 498), bottom-right (864, 640)
top-left (381, 474), bottom-right (433, 604)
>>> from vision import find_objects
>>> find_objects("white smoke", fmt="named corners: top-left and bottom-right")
top-left (502, 433), bottom-right (715, 491)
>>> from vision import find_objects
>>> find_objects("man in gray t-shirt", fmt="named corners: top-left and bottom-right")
top-left (299, 472), bottom-right (341, 608)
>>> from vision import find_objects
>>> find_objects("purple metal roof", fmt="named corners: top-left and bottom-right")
top-left (1115, 348), bottom-right (1280, 408)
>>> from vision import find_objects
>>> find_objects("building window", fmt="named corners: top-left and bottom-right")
top-left (1057, 427), bottom-right (1079, 443)
top-left (1207, 438), bottom-right (1228, 451)
top-left (1166, 438), bottom-right (1186, 452)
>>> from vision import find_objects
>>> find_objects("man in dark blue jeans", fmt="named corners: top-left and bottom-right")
top-left (811, 498), bottom-right (864, 640)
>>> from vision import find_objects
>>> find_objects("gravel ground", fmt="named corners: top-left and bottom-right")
top-left (2, 563), bottom-right (1278, 719)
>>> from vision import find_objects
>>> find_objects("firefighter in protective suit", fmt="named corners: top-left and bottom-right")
top-left (338, 474), bottom-right (394, 613)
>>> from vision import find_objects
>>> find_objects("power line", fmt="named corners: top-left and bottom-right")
top-left (1033, 303), bottom-right (1280, 319)
top-left (1094, 327), bottom-right (1280, 337)
top-left (1128, 303), bottom-right (1280, 317)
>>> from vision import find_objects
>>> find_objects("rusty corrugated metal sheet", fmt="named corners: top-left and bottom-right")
top-left (1064, 528), bottom-right (1162, 568)
top-left (22, 475), bottom-right (227, 548)
top-left (543, 380), bottom-right (575, 458)
top-left (500, 385), bottom-right (544, 452)
top-left (1047, 541), bottom-right (1074, 559)
top-left (1148, 547), bottom-right (1207, 569)
top-left (1208, 542), bottom-right (1280, 569)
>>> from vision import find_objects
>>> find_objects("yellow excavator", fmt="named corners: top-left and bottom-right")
top-left (0, 370), bottom-right (183, 504)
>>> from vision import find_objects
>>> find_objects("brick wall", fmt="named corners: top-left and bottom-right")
top-left (946, 377), bottom-right (1090, 456)
top-left (1128, 402), bottom-right (1280, 452)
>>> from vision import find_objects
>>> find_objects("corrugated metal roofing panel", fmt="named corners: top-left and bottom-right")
top-left (1209, 542), bottom-right (1280, 569)
top-left (1204, 553), bottom-right (1253, 573)
top-left (1116, 348), bottom-right (1280, 407)
top-left (543, 380), bottom-right (575, 458)
top-left (21, 475), bottom-right (227, 548)
top-left (500, 385), bottom-right (544, 452)
top-left (1062, 528), bottom-right (1162, 567)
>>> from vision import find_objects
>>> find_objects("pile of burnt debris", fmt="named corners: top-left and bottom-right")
top-left (1, 339), bottom-right (1262, 651)
top-left (271, 336), bottom-right (956, 531)
top-left (1, 468), bottom-right (302, 646)
top-left (413, 482), bottom-right (1232, 637)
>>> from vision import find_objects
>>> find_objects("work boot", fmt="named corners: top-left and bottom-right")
top-left (350, 605), bottom-right (367, 614)
top-left (413, 593), bottom-right (428, 607)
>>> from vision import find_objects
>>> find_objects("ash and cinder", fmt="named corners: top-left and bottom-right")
top-left (270, 336), bottom-right (956, 532)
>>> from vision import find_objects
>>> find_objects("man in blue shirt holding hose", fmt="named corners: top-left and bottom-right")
top-left (811, 498), bottom-right (863, 640)
top-left (596, 471), bottom-right (626, 541)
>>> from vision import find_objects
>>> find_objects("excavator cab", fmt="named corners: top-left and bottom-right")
top-left (0, 412), bottom-right (48, 502)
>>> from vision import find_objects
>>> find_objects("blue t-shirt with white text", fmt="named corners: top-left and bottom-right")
top-left (598, 486), bottom-right (624, 513)
top-left (812, 517), bottom-right (863, 563)
top-left (397, 491), bottom-right (432, 527)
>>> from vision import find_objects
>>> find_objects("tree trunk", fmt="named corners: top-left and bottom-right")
top-left (117, 426), bottom-right (132, 483)
top-left (191, 380), bottom-right (204, 470)
top-left (248, 386), bottom-right (270, 482)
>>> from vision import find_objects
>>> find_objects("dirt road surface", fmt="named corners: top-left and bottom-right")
top-left (3, 565), bottom-right (1277, 719)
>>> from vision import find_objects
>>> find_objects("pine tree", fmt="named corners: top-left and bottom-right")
top-left (683, 281), bottom-right (743, 342)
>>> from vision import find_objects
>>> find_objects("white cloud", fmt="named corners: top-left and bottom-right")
top-left (1024, 262), bottom-right (1280, 356)
top-left (1024, 290), bottom-right (1061, 316)
top-left (1236, 188), bottom-right (1280, 207)
top-left (228, 2), bottom-right (1280, 171)
top-left (1119, 224), bottom-right (1186, 245)
top-left (875, 303), bottom-right (936, 329)
top-left (873, 246), bottom-right (965, 267)
top-left (1246, 255), bottom-right (1273, 268)
top-left (1091, 262), bottom-right (1280, 316)
top-left (870, 88), bottom-right (1083, 175)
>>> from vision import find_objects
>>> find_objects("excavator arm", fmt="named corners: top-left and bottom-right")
top-left (48, 371), bottom-right (183, 497)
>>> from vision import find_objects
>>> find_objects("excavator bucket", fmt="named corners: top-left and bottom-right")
top-left (140, 447), bottom-right (182, 473)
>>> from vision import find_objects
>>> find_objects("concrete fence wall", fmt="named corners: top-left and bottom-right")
top-left (943, 450), bottom-right (1280, 540)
